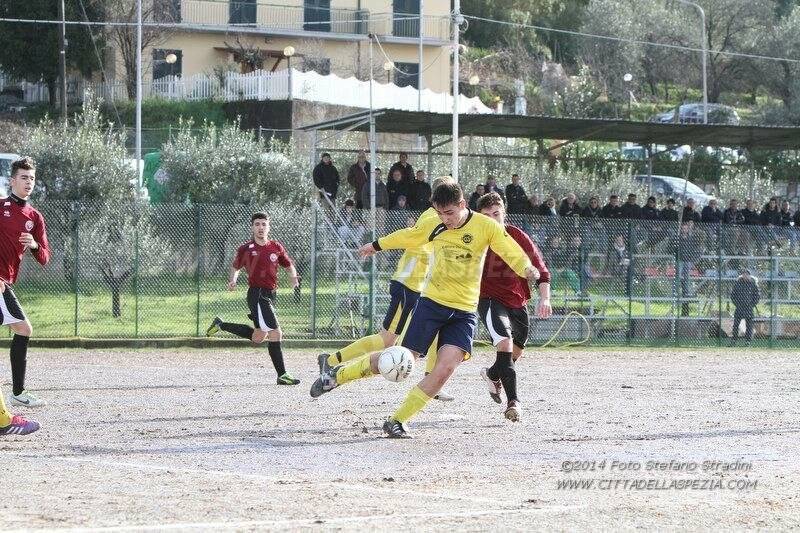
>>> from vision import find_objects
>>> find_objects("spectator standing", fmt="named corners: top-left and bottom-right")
top-left (723, 199), bottom-right (745, 257)
top-left (682, 198), bottom-right (700, 223)
top-left (641, 196), bottom-right (664, 248)
top-left (505, 174), bottom-right (528, 214)
top-left (313, 152), bottom-right (341, 206)
top-left (621, 193), bottom-right (642, 219)
top-left (730, 269), bottom-right (759, 346)
top-left (641, 196), bottom-right (660, 220)
top-left (741, 199), bottom-right (761, 226)
top-left (761, 197), bottom-right (781, 226)
top-left (661, 198), bottom-right (679, 222)
top-left (600, 195), bottom-right (623, 219)
top-left (558, 193), bottom-right (581, 217)
top-left (388, 152), bottom-right (414, 185)
top-left (407, 170), bottom-right (432, 211)
top-left (671, 222), bottom-right (703, 306)
top-left (779, 200), bottom-right (795, 252)
top-left (485, 176), bottom-right (505, 202)
top-left (347, 150), bottom-right (370, 208)
top-left (581, 196), bottom-right (602, 218)
top-left (539, 197), bottom-right (557, 216)
top-left (387, 168), bottom-right (409, 209)
top-left (701, 199), bottom-right (723, 224)
top-left (723, 199), bottom-right (744, 225)
top-left (360, 168), bottom-right (389, 210)
top-left (468, 184), bottom-right (485, 211)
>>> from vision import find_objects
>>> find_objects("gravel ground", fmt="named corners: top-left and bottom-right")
top-left (1, 347), bottom-right (799, 531)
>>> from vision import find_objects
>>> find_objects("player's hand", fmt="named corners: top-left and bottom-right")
top-left (358, 243), bottom-right (377, 259)
top-left (19, 233), bottom-right (37, 250)
top-left (290, 275), bottom-right (300, 288)
top-left (525, 266), bottom-right (540, 282)
top-left (226, 280), bottom-right (237, 291)
top-left (537, 298), bottom-right (552, 319)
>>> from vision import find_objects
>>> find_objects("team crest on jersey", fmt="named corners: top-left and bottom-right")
top-left (3, 211), bottom-right (9, 217)
top-left (248, 243), bottom-right (255, 248)
top-left (461, 234), bottom-right (473, 244)
top-left (25, 220), bottom-right (34, 231)
top-left (269, 253), bottom-right (278, 262)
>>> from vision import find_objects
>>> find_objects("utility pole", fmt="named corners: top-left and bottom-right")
top-left (58, 0), bottom-right (68, 119)
top-left (135, 0), bottom-right (143, 187)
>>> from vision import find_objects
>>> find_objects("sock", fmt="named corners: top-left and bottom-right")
top-left (486, 351), bottom-right (511, 382)
top-left (496, 352), bottom-right (519, 403)
top-left (10, 334), bottom-right (29, 396)
top-left (220, 322), bottom-right (255, 341)
top-left (424, 338), bottom-right (438, 373)
top-left (335, 354), bottom-right (377, 385)
top-left (392, 386), bottom-right (432, 424)
top-left (267, 341), bottom-right (287, 377)
top-left (328, 334), bottom-right (384, 366)
top-left (0, 393), bottom-right (11, 426)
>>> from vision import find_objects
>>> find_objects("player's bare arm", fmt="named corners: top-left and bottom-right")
top-left (537, 282), bottom-right (552, 319)
top-left (227, 266), bottom-right (240, 291)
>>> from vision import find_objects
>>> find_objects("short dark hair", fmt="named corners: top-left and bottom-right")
top-left (431, 182), bottom-right (464, 207)
top-left (609, 194), bottom-right (619, 200)
top-left (251, 212), bottom-right (269, 223)
top-left (344, 199), bottom-right (355, 207)
top-left (11, 157), bottom-right (35, 176)
top-left (666, 198), bottom-right (675, 205)
top-left (628, 193), bottom-right (637, 198)
top-left (476, 192), bottom-right (504, 211)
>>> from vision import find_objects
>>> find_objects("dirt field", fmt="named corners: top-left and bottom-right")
top-left (1, 346), bottom-right (799, 531)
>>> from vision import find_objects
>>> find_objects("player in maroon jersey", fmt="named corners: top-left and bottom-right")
top-left (206, 212), bottom-right (301, 385)
top-left (476, 192), bottom-right (551, 422)
top-left (0, 158), bottom-right (51, 434)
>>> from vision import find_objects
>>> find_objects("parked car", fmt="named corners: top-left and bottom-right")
top-left (633, 174), bottom-right (715, 207)
top-left (0, 153), bottom-right (21, 197)
top-left (652, 103), bottom-right (740, 125)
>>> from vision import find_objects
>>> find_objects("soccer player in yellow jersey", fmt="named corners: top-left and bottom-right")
top-left (310, 179), bottom-right (452, 400)
top-left (359, 182), bottom-right (540, 438)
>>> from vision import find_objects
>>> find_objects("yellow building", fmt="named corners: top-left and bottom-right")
top-left (115, 0), bottom-right (452, 94)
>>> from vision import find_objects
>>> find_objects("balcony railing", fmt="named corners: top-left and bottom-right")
top-left (180, 1), bottom-right (450, 41)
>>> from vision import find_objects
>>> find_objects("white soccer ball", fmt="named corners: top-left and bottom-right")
top-left (378, 346), bottom-right (415, 382)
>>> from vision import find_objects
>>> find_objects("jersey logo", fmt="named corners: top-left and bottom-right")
top-left (269, 253), bottom-right (278, 262)
top-left (248, 243), bottom-right (255, 248)
top-left (251, 251), bottom-right (258, 256)
top-left (24, 220), bottom-right (33, 231)
top-left (3, 211), bottom-right (9, 217)
top-left (3, 202), bottom-right (8, 207)
top-left (461, 234), bottom-right (473, 244)
top-left (427, 223), bottom-right (447, 241)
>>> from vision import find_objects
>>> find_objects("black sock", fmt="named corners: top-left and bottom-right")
top-left (268, 341), bottom-right (287, 376)
top-left (492, 351), bottom-right (518, 402)
top-left (219, 322), bottom-right (254, 340)
top-left (10, 334), bottom-right (29, 396)
top-left (487, 351), bottom-right (511, 381)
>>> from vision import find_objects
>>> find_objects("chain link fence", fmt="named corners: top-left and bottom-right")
top-left (12, 200), bottom-right (800, 347)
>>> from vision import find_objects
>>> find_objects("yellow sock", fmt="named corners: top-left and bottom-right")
top-left (0, 393), bottom-right (11, 426)
top-left (424, 336), bottom-right (438, 373)
top-left (392, 386), bottom-right (432, 424)
top-left (328, 334), bottom-right (385, 366)
top-left (336, 354), bottom-right (377, 385)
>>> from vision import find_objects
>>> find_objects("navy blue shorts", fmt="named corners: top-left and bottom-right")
top-left (401, 297), bottom-right (478, 357)
top-left (382, 280), bottom-right (420, 335)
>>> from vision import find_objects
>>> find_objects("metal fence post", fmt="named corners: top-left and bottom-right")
top-left (626, 220), bottom-right (633, 345)
top-left (134, 205), bottom-right (140, 338)
top-left (717, 223), bottom-right (723, 348)
top-left (73, 203), bottom-right (80, 337)
top-left (310, 205), bottom-right (318, 338)
top-left (769, 246), bottom-right (776, 348)
top-left (195, 205), bottom-right (202, 337)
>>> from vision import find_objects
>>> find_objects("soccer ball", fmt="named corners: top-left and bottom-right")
top-left (378, 346), bottom-right (415, 382)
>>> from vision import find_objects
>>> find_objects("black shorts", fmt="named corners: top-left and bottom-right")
top-left (247, 287), bottom-right (279, 331)
top-left (382, 280), bottom-right (420, 335)
top-left (477, 297), bottom-right (529, 350)
top-left (0, 286), bottom-right (26, 326)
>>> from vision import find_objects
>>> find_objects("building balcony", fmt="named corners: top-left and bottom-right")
top-left (177, 1), bottom-right (450, 42)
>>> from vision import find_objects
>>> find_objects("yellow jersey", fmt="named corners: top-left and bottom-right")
top-left (390, 207), bottom-right (437, 293)
top-left (378, 209), bottom-right (532, 312)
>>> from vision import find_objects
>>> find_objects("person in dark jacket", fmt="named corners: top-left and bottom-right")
top-left (621, 193), bottom-right (642, 219)
top-left (682, 198), bottom-right (700, 223)
top-left (671, 222), bottom-right (703, 302)
top-left (581, 196), bottom-right (601, 218)
top-left (723, 199), bottom-right (744, 225)
top-left (779, 200), bottom-right (795, 252)
top-left (407, 170), bottom-right (432, 211)
top-left (347, 150), bottom-right (370, 208)
top-left (641, 196), bottom-right (660, 220)
top-left (388, 152), bottom-right (414, 185)
top-left (387, 168), bottom-right (409, 209)
top-left (558, 193), bottom-right (581, 217)
top-left (468, 184), bottom-right (485, 211)
top-left (661, 198), bottom-right (679, 222)
top-left (539, 197), bottom-right (557, 216)
top-left (701, 199), bottom-right (723, 224)
top-left (761, 197), bottom-right (781, 226)
top-left (600, 195), bottom-right (623, 219)
top-left (484, 176), bottom-right (505, 202)
top-left (741, 199), bottom-right (760, 225)
top-left (313, 152), bottom-right (341, 206)
top-left (360, 168), bottom-right (389, 209)
top-left (505, 174), bottom-right (528, 214)
top-left (730, 269), bottom-right (759, 345)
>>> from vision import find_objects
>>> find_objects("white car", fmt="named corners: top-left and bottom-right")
top-left (633, 174), bottom-right (716, 207)
top-left (0, 153), bottom-right (21, 197)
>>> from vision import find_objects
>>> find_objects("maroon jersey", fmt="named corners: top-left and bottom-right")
top-left (0, 195), bottom-right (51, 284)
top-left (232, 239), bottom-right (292, 289)
top-left (480, 224), bottom-right (550, 309)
